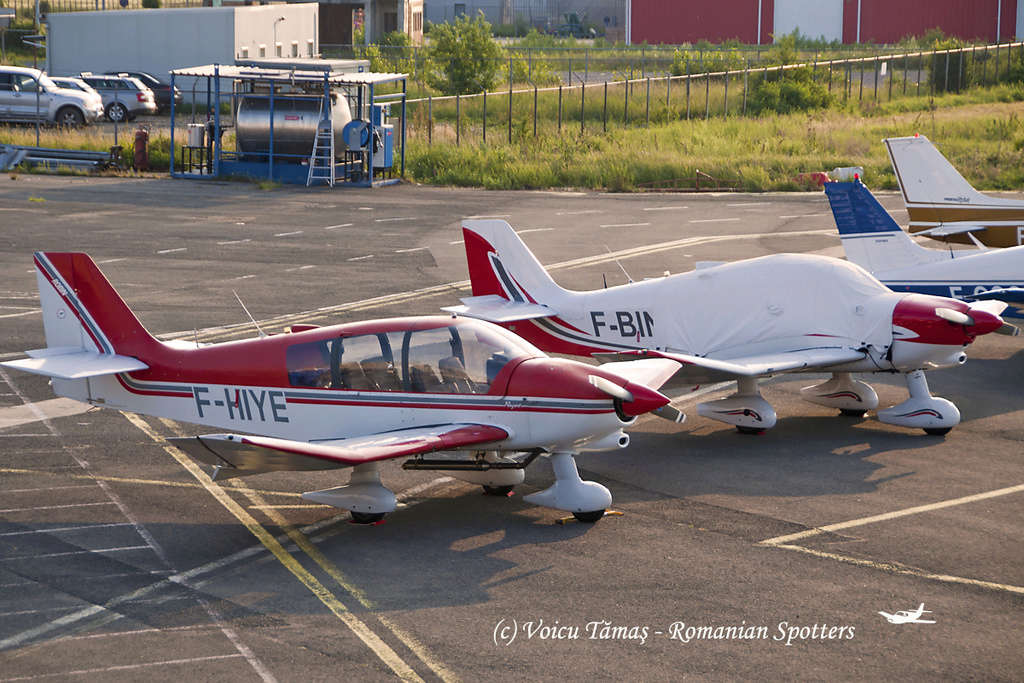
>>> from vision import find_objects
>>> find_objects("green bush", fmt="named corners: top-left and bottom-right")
top-left (141, 0), bottom-right (160, 8)
top-left (671, 48), bottom-right (745, 76)
top-left (747, 66), bottom-right (832, 114)
top-left (425, 12), bottom-right (503, 95)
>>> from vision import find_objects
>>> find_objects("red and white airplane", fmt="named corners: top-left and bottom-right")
top-left (2, 252), bottom-right (684, 524)
top-left (444, 220), bottom-right (1012, 435)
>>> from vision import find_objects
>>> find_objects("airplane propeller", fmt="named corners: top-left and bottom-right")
top-left (934, 305), bottom-right (1018, 335)
top-left (589, 375), bottom-right (684, 423)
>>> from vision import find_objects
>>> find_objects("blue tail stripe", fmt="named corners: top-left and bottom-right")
top-left (824, 181), bottom-right (903, 235)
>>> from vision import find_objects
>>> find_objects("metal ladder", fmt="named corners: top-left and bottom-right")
top-left (306, 118), bottom-right (335, 187)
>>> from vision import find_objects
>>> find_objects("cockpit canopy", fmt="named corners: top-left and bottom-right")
top-left (286, 318), bottom-right (542, 394)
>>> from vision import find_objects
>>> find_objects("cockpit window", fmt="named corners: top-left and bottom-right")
top-left (286, 320), bottom-right (540, 394)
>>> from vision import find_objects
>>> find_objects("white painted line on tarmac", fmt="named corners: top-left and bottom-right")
top-left (727, 202), bottom-right (768, 207)
top-left (2, 545), bottom-right (150, 561)
top-left (274, 230), bottom-right (304, 237)
top-left (284, 265), bottom-right (316, 272)
top-left (96, 258), bottom-right (126, 264)
top-left (156, 248), bottom-right (187, 254)
top-left (375, 217), bottom-right (416, 223)
top-left (778, 213), bottom-right (828, 218)
top-left (323, 223), bottom-right (353, 230)
top-left (449, 240), bottom-right (464, 245)
top-left (0, 398), bottom-right (92, 430)
top-left (516, 228), bottom-right (555, 234)
top-left (761, 483), bottom-right (1024, 546)
top-left (556, 209), bottom-right (603, 215)
top-left (0, 653), bottom-right (246, 682)
top-left (0, 607), bottom-right (81, 618)
top-left (0, 502), bottom-right (115, 514)
top-left (395, 247), bottom-right (429, 253)
top-left (2, 485), bottom-right (97, 496)
top-left (347, 254), bottom-right (374, 261)
top-left (689, 217), bottom-right (740, 223)
top-left (643, 206), bottom-right (688, 211)
top-left (231, 274), bottom-right (256, 281)
top-left (217, 239), bottom-right (251, 245)
top-left (0, 310), bottom-right (40, 319)
top-left (466, 214), bottom-right (511, 219)
top-left (0, 522), bottom-right (133, 537)
top-left (600, 222), bottom-right (650, 228)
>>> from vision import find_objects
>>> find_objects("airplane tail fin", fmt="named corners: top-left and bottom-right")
top-left (885, 135), bottom-right (989, 206)
top-left (1, 253), bottom-right (158, 382)
top-left (824, 180), bottom-right (941, 273)
top-left (461, 220), bottom-right (572, 306)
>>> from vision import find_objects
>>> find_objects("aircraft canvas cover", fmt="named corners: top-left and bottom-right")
top-left (617, 253), bottom-right (898, 358)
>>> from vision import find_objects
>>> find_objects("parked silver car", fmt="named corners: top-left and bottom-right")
top-left (79, 72), bottom-right (158, 122)
top-left (0, 66), bottom-right (103, 127)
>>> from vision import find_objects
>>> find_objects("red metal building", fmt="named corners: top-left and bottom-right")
top-left (628, 0), bottom-right (1017, 45)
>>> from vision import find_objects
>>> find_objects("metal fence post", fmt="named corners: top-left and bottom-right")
top-left (558, 85), bottom-right (563, 131)
top-left (828, 60), bottom-right (833, 92)
top-left (743, 62), bottom-right (748, 114)
top-left (645, 77), bottom-right (650, 127)
top-left (428, 95), bottom-right (432, 145)
top-left (903, 53), bottom-right (908, 95)
top-left (724, 70), bottom-right (729, 116)
top-left (704, 69), bottom-right (710, 120)
top-left (944, 51), bottom-right (950, 92)
top-left (603, 81), bottom-right (608, 132)
top-left (508, 58), bottom-right (513, 144)
top-left (685, 63), bottom-right (691, 120)
top-left (482, 89), bottom-right (487, 143)
top-left (858, 59), bottom-right (864, 101)
top-left (580, 82), bottom-right (585, 134)
top-left (873, 56), bottom-right (879, 100)
top-left (456, 93), bottom-right (460, 146)
top-left (533, 85), bottom-right (537, 137)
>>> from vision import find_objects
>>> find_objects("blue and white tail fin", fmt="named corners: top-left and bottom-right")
top-left (824, 180), bottom-right (945, 273)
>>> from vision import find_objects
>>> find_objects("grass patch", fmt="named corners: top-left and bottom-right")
top-left (406, 84), bottom-right (1024, 191)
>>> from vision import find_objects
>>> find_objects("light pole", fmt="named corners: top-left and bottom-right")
top-left (273, 16), bottom-right (286, 57)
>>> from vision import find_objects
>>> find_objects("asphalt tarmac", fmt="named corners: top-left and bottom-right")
top-left (0, 175), bottom-right (1021, 681)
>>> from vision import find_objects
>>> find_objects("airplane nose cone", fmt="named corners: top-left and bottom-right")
top-left (619, 380), bottom-right (671, 417)
top-left (967, 309), bottom-right (1004, 337)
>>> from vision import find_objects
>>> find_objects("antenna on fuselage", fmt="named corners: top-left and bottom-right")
top-left (603, 245), bottom-right (633, 283)
top-left (233, 290), bottom-right (267, 338)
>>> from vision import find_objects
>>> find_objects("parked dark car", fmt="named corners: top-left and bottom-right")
top-left (118, 71), bottom-right (183, 112)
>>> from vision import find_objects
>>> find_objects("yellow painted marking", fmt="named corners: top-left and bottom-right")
top-left (156, 418), bottom-right (458, 683)
top-left (247, 504), bottom-right (330, 510)
top-left (0, 467), bottom-right (302, 498)
top-left (761, 483), bottom-right (1024, 546)
top-left (769, 543), bottom-right (1024, 596)
top-left (124, 413), bottom-right (424, 682)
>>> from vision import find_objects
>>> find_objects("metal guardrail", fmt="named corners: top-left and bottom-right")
top-left (0, 144), bottom-right (123, 171)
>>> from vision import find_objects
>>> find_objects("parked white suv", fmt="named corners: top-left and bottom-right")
top-left (0, 66), bottom-right (103, 127)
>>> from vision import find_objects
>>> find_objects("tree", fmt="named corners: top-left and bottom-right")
top-left (426, 12), bottom-right (503, 95)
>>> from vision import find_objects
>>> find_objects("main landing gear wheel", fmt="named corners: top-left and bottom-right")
top-left (572, 510), bottom-right (606, 523)
top-left (924, 427), bottom-right (952, 436)
top-left (349, 511), bottom-right (386, 524)
top-left (839, 409), bottom-right (867, 417)
top-left (482, 485), bottom-right (515, 496)
top-left (736, 426), bottom-right (765, 435)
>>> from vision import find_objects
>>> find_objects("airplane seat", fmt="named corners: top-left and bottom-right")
top-left (338, 362), bottom-right (373, 390)
top-left (362, 357), bottom-right (401, 391)
top-left (410, 363), bottom-right (444, 392)
top-left (485, 353), bottom-right (509, 384)
top-left (439, 356), bottom-right (473, 393)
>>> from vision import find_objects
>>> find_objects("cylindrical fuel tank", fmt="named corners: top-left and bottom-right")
top-left (235, 94), bottom-right (353, 161)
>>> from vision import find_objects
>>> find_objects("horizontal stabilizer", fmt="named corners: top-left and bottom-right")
top-left (597, 357), bottom-right (682, 391)
top-left (1, 350), bottom-right (148, 379)
top-left (915, 223), bottom-right (988, 238)
top-left (170, 423), bottom-right (510, 476)
top-left (442, 294), bottom-right (555, 322)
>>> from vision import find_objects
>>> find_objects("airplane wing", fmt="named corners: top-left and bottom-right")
top-left (915, 223), bottom-right (989, 238)
top-left (964, 287), bottom-right (1024, 304)
top-left (441, 294), bottom-right (555, 322)
top-left (595, 347), bottom-right (866, 385)
top-left (169, 423), bottom-right (509, 480)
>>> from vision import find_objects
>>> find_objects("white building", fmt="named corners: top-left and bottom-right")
top-left (47, 5), bottom-right (319, 88)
